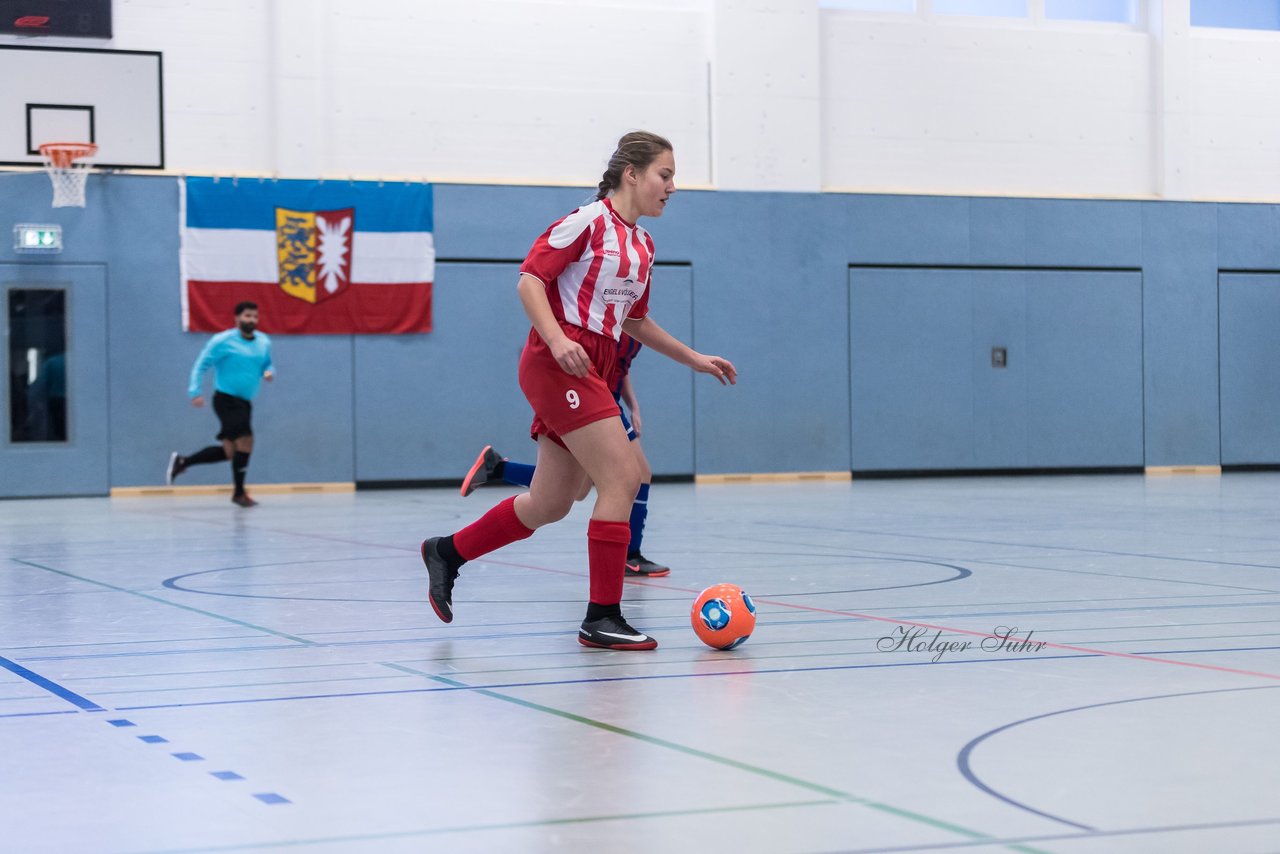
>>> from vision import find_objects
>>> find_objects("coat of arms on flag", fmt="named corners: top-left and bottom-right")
top-left (276, 207), bottom-right (355, 305)
top-left (180, 178), bottom-right (433, 334)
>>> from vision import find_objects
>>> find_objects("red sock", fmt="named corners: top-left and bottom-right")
top-left (587, 519), bottom-right (631, 606)
top-left (452, 496), bottom-right (534, 561)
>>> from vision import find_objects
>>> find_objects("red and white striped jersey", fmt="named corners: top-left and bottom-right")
top-left (520, 198), bottom-right (654, 341)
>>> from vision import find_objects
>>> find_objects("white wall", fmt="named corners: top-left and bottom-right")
top-left (1188, 28), bottom-right (1280, 200)
top-left (6, 0), bottom-right (1280, 200)
top-left (74, 0), bottom-right (715, 185)
top-left (820, 15), bottom-right (1153, 198)
top-left (712, 0), bottom-right (822, 191)
top-left (117, 0), bottom-right (276, 176)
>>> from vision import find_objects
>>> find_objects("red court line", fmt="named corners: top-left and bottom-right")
top-left (627, 578), bottom-right (1280, 683)
top-left (126, 508), bottom-right (1280, 681)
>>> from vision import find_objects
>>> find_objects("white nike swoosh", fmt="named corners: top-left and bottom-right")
top-left (583, 629), bottom-right (648, 642)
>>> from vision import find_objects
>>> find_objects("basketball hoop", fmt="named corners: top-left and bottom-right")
top-left (38, 142), bottom-right (98, 208)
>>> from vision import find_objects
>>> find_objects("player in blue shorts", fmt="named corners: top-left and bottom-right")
top-left (460, 332), bottom-right (670, 577)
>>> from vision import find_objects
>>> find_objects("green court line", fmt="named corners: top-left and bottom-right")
top-left (128, 799), bottom-right (841, 853)
top-left (383, 663), bottom-right (1052, 854)
top-left (11, 559), bottom-right (316, 646)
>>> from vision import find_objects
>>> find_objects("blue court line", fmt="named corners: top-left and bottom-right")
top-left (762, 520), bottom-right (1280, 572)
top-left (16, 632), bottom-right (1275, 706)
top-left (13, 610), bottom-right (1279, 669)
top-left (12, 598), bottom-right (1270, 664)
top-left (20, 642), bottom-right (318, 663)
top-left (1083, 632), bottom-right (1280, 647)
top-left (0, 709), bottom-right (80, 719)
top-left (107, 652), bottom-right (1103, 711)
top-left (955, 684), bottom-right (1280, 832)
top-left (885, 590), bottom-right (1278, 610)
top-left (736, 530), bottom-right (1280, 595)
top-left (406, 633), bottom-right (1280, 682)
top-left (53, 658), bottom-right (443, 682)
top-left (3, 622), bottom-right (1270, 706)
top-left (9, 559), bottom-right (317, 646)
top-left (162, 554), bottom-right (971, 604)
top-left (0, 650), bottom-right (286, 807)
top-left (88, 673), bottom-right (414, 698)
top-left (1131, 643), bottom-right (1280, 656)
top-left (0, 655), bottom-right (103, 711)
top-left (964, 556), bottom-right (1280, 595)
top-left (252, 793), bottom-right (290, 805)
top-left (741, 521), bottom-right (1280, 583)
top-left (210, 771), bottom-right (243, 781)
top-left (110, 641), bottom-right (1280, 713)
top-left (1, 631), bottom-right (270, 653)
top-left (366, 615), bottom-right (1280, 665)
top-left (898, 599), bottom-right (1280, 621)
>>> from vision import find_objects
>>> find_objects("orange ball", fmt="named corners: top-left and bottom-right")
top-left (691, 583), bottom-right (757, 650)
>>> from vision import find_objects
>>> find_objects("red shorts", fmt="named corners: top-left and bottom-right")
top-left (519, 323), bottom-right (621, 448)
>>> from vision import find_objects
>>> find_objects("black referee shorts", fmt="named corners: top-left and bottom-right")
top-left (213, 391), bottom-right (253, 441)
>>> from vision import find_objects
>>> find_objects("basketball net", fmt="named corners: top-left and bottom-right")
top-left (39, 142), bottom-right (98, 208)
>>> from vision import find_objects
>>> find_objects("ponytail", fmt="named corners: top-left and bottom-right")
top-left (596, 131), bottom-right (673, 200)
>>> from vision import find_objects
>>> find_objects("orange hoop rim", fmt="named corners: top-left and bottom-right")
top-left (38, 142), bottom-right (98, 168)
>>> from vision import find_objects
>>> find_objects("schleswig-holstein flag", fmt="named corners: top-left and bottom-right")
top-left (181, 177), bottom-right (433, 334)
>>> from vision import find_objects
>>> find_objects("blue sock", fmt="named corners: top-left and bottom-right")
top-left (502, 461), bottom-right (536, 488)
top-left (628, 482), bottom-right (649, 555)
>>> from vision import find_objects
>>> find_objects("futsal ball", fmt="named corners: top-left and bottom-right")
top-left (691, 583), bottom-right (756, 650)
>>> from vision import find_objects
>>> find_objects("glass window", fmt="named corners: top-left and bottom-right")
top-left (933, 0), bottom-right (1029, 16)
top-left (1046, 0), bottom-right (1136, 23)
top-left (7, 289), bottom-right (67, 443)
top-left (1192, 0), bottom-right (1280, 30)
top-left (819, 0), bottom-right (915, 10)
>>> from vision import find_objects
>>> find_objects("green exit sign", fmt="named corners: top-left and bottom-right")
top-left (14, 224), bottom-right (63, 252)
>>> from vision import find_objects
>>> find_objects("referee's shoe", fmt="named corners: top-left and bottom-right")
top-left (166, 452), bottom-right (188, 485)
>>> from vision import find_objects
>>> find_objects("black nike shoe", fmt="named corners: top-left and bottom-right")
top-left (460, 445), bottom-right (504, 497)
top-left (625, 552), bottom-right (670, 577)
top-left (421, 536), bottom-right (458, 623)
top-left (578, 614), bottom-right (658, 650)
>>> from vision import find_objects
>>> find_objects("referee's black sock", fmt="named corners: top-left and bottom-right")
top-left (232, 451), bottom-right (250, 496)
top-left (185, 446), bottom-right (227, 466)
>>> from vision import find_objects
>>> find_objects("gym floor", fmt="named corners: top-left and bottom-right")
top-left (2, 474), bottom-right (1278, 853)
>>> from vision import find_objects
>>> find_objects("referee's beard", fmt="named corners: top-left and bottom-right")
top-left (237, 320), bottom-right (256, 337)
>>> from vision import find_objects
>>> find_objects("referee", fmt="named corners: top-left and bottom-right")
top-left (167, 301), bottom-right (274, 507)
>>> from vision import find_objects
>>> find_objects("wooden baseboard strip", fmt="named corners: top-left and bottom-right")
top-left (694, 471), bottom-right (851, 485)
top-left (111, 482), bottom-right (355, 498)
top-left (1144, 466), bottom-right (1222, 476)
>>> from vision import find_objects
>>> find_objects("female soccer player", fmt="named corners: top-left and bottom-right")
top-left (421, 131), bottom-right (736, 649)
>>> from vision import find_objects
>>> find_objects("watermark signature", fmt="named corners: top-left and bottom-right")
top-left (877, 626), bottom-right (1048, 662)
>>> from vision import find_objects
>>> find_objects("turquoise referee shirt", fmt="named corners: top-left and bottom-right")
top-left (188, 329), bottom-right (274, 401)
